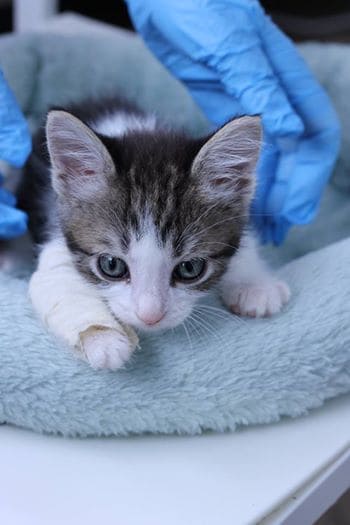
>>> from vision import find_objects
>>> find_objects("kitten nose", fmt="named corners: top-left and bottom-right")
top-left (136, 295), bottom-right (166, 326)
top-left (136, 311), bottom-right (165, 326)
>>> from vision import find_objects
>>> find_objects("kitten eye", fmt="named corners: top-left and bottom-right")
top-left (173, 258), bottom-right (206, 282)
top-left (98, 254), bottom-right (129, 280)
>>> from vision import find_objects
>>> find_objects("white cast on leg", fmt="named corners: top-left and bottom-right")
top-left (29, 239), bottom-right (138, 369)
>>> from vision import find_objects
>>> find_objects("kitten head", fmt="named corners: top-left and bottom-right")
top-left (46, 110), bottom-right (261, 332)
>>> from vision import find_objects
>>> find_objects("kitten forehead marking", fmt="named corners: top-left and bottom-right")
top-left (93, 111), bottom-right (157, 137)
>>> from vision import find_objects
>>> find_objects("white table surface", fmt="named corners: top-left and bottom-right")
top-left (1, 394), bottom-right (349, 525)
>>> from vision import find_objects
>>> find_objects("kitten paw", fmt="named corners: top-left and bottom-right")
top-left (225, 279), bottom-right (290, 318)
top-left (80, 326), bottom-right (136, 370)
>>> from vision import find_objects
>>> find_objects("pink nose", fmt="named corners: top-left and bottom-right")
top-left (136, 312), bottom-right (165, 326)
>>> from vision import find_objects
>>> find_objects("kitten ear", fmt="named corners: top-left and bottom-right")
top-left (46, 110), bottom-right (115, 198)
top-left (191, 116), bottom-right (262, 205)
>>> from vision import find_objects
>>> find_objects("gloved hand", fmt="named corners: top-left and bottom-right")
top-left (0, 70), bottom-right (31, 239)
top-left (126, 0), bottom-right (341, 244)
top-left (0, 174), bottom-right (27, 240)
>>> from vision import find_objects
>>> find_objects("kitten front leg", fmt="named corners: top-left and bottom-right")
top-left (220, 233), bottom-right (290, 317)
top-left (29, 239), bottom-right (138, 369)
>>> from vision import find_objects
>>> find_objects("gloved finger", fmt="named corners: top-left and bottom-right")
top-left (0, 203), bottom-right (27, 239)
top-left (263, 126), bottom-right (339, 239)
top-left (264, 137), bottom-right (298, 218)
top-left (251, 138), bottom-right (279, 240)
top-left (0, 187), bottom-right (17, 207)
top-left (253, 136), bottom-right (297, 245)
top-left (263, 136), bottom-right (300, 240)
top-left (264, 130), bottom-right (335, 234)
top-left (260, 16), bottom-right (341, 135)
top-left (281, 130), bottom-right (338, 225)
top-left (0, 70), bottom-right (32, 167)
top-left (259, 14), bottom-right (341, 229)
top-left (270, 218), bottom-right (291, 246)
top-left (259, 223), bottom-right (272, 245)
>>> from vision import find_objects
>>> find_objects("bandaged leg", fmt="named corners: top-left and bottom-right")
top-left (29, 239), bottom-right (138, 369)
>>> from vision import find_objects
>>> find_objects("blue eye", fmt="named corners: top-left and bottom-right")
top-left (173, 258), bottom-right (206, 282)
top-left (98, 254), bottom-right (129, 280)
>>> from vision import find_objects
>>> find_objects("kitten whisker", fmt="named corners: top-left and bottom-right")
top-left (190, 311), bottom-right (224, 343)
top-left (182, 320), bottom-right (194, 352)
top-left (195, 304), bottom-right (247, 326)
top-left (184, 316), bottom-right (203, 341)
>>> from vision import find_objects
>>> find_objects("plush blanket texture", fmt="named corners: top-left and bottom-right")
top-left (0, 29), bottom-right (349, 436)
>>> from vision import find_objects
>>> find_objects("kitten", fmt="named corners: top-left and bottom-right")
top-left (19, 98), bottom-right (290, 370)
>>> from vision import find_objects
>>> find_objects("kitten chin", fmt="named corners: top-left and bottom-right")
top-left (21, 96), bottom-right (290, 370)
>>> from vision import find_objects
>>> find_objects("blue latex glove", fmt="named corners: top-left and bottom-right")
top-left (126, 0), bottom-right (341, 244)
top-left (0, 70), bottom-right (31, 239)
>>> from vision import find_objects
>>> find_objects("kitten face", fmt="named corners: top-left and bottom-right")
top-left (46, 110), bottom-right (261, 332)
top-left (91, 221), bottom-right (209, 331)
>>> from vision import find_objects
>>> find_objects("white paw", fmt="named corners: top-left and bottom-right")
top-left (80, 326), bottom-right (135, 370)
top-left (225, 279), bottom-right (290, 318)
